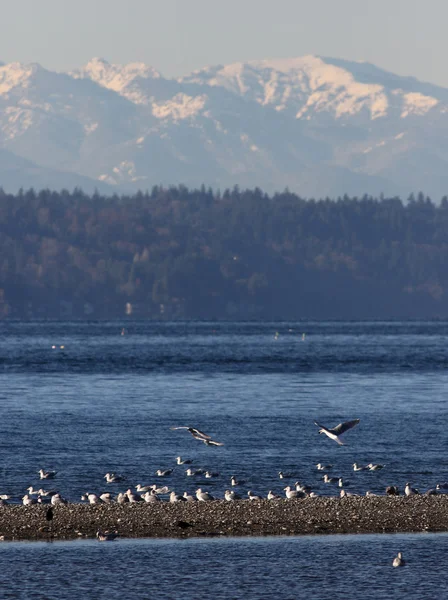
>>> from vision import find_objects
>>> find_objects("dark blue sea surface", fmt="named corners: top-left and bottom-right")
top-left (1, 534), bottom-right (447, 599)
top-left (0, 320), bottom-right (447, 598)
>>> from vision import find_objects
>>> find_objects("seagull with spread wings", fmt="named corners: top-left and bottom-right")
top-left (314, 419), bottom-right (360, 445)
top-left (170, 426), bottom-right (224, 446)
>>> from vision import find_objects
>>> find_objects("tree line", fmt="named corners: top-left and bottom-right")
top-left (0, 185), bottom-right (448, 319)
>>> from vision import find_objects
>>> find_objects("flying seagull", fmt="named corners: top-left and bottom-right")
top-left (314, 419), bottom-right (360, 445)
top-left (171, 426), bottom-right (223, 446)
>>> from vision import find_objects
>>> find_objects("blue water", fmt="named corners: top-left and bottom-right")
top-left (1, 534), bottom-right (447, 599)
top-left (0, 320), bottom-right (447, 598)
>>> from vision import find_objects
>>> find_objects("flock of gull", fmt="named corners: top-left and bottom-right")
top-left (2, 417), bottom-right (446, 563)
top-left (4, 419), bottom-right (447, 511)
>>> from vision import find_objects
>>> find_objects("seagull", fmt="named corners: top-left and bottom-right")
top-left (81, 493), bottom-right (102, 504)
top-left (393, 552), bottom-right (405, 567)
top-left (116, 492), bottom-right (128, 504)
top-left (352, 463), bottom-right (367, 471)
top-left (169, 491), bottom-right (186, 503)
top-left (125, 489), bottom-right (143, 503)
top-left (37, 489), bottom-right (57, 497)
top-left (284, 486), bottom-right (304, 499)
top-left (104, 473), bottom-right (124, 483)
top-left (405, 482), bottom-right (419, 496)
top-left (314, 419), bottom-right (360, 445)
top-left (97, 530), bottom-right (119, 542)
top-left (135, 484), bottom-right (152, 493)
top-left (202, 439), bottom-right (224, 447)
top-left (185, 468), bottom-right (203, 476)
top-left (247, 490), bottom-right (262, 501)
top-left (338, 478), bottom-right (348, 488)
top-left (367, 463), bottom-right (384, 471)
top-left (171, 426), bottom-right (212, 440)
top-left (171, 426), bottom-right (224, 446)
top-left (225, 489), bottom-right (240, 501)
top-left (156, 469), bottom-right (173, 477)
top-left (143, 491), bottom-right (161, 503)
top-left (267, 490), bottom-right (280, 500)
top-left (182, 492), bottom-right (197, 502)
top-left (278, 471), bottom-right (293, 479)
top-left (196, 488), bottom-right (214, 501)
top-left (231, 476), bottom-right (245, 486)
top-left (22, 494), bottom-right (37, 505)
top-left (205, 471), bottom-right (219, 478)
top-left (51, 493), bottom-right (67, 505)
top-left (99, 493), bottom-right (113, 504)
top-left (151, 485), bottom-right (170, 494)
top-left (294, 482), bottom-right (311, 493)
top-left (316, 463), bottom-right (333, 471)
top-left (176, 456), bottom-right (192, 465)
top-left (39, 469), bottom-right (57, 480)
top-left (323, 474), bottom-right (338, 484)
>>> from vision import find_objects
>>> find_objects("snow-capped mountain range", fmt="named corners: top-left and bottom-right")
top-left (1, 55), bottom-right (448, 198)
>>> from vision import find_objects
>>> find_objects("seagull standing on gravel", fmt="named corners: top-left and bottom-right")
top-left (170, 491), bottom-right (186, 503)
top-left (405, 483), bottom-right (419, 496)
top-left (284, 486), bottom-right (300, 499)
top-left (143, 491), bottom-right (161, 503)
top-left (267, 490), bottom-right (280, 500)
top-left (225, 490), bottom-right (240, 501)
top-left (22, 494), bottom-right (37, 505)
top-left (51, 493), bottom-right (67, 505)
top-left (247, 490), bottom-right (262, 501)
top-left (314, 419), bottom-right (360, 445)
top-left (82, 493), bottom-right (101, 504)
top-left (196, 488), bottom-right (214, 501)
top-left (183, 492), bottom-right (197, 502)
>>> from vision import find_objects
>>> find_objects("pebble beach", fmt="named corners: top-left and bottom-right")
top-left (2, 496), bottom-right (448, 541)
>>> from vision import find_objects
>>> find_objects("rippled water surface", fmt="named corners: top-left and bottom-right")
top-left (0, 320), bottom-right (447, 597)
top-left (1, 534), bottom-right (448, 600)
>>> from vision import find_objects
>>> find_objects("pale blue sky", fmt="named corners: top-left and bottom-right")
top-left (2, 0), bottom-right (446, 86)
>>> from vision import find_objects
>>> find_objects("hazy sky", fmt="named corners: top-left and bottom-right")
top-left (2, 0), bottom-right (447, 86)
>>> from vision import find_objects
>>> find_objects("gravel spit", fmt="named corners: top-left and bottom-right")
top-left (1, 496), bottom-right (448, 541)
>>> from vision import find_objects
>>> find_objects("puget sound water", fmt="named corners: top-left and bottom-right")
top-left (0, 320), bottom-right (448, 599)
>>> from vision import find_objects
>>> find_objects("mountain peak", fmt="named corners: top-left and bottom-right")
top-left (73, 57), bottom-right (160, 85)
top-left (0, 61), bottom-right (44, 95)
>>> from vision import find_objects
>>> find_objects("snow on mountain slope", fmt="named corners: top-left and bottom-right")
top-left (183, 55), bottom-right (441, 122)
top-left (1, 55), bottom-right (448, 198)
top-left (71, 57), bottom-right (161, 105)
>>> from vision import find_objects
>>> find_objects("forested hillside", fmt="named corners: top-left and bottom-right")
top-left (0, 186), bottom-right (447, 319)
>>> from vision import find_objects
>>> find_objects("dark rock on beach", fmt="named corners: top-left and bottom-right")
top-left (1, 496), bottom-right (448, 541)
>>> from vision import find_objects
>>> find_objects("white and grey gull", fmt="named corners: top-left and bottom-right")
top-left (314, 419), bottom-right (360, 445)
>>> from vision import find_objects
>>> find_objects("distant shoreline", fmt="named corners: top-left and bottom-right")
top-left (1, 497), bottom-right (448, 541)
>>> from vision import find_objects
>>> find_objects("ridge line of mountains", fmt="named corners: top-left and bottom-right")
top-left (1, 55), bottom-right (448, 199)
